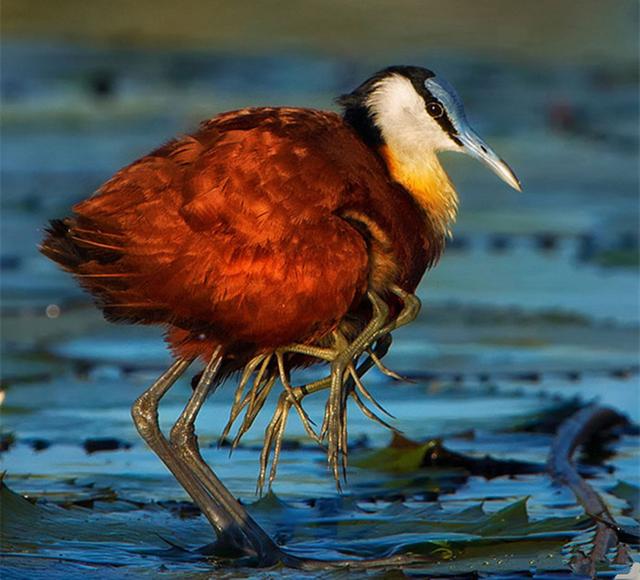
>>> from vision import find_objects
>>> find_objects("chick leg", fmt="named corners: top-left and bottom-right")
top-left (323, 286), bottom-right (420, 483)
top-left (257, 334), bottom-right (396, 492)
top-left (322, 291), bottom-right (392, 483)
top-left (222, 286), bottom-right (420, 489)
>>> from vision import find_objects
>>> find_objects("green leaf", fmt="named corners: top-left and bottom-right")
top-left (351, 439), bottom-right (435, 473)
top-left (472, 498), bottom-right (529, 535)
top-left (400, 537), bottom-right (569, 574)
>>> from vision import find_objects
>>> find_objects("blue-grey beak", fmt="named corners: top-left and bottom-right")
top-left (457, 127), bottom-right (521, 192)
top-left (424, 76), bottom-right (522, 192)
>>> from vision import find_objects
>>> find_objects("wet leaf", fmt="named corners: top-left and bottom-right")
top-left (471, 498), bottom-right (529, 536)
top-left (0, 479), bottom-right (215, 562)
top-left (609, 481), bottom-right (640, 519)
top-left (351, 438), bottom-right (435, 473)
top-left (401, 537), bottom-right (569, 574)
top-left (351, 433), bottom-right (542, 479)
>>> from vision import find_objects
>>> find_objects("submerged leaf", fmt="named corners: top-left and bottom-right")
top-left (400, 537), bottom-right (569, 574)
top-left (0, 479), bottom-right (214, 564)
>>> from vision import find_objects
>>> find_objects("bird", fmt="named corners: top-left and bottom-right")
top-left (40, 65), bottom-right (520, 566)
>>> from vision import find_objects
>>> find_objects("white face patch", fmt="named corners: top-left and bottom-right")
top-left (364, 74), bottom-right (463, 158)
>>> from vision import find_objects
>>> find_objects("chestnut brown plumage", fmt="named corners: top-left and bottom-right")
top-left (45, 108), bottom-right (438, 358)
top-left (40, 66), bottom-right (520, 565)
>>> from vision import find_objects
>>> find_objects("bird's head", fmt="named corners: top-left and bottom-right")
top-left (338, 65), bottom-right (521, 193)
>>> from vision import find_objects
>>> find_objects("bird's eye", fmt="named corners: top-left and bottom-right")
top-left (426, 102), bottom-right (444, 118)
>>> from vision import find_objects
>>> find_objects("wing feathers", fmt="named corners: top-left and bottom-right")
top-left (41, 108), bottom-right (380, 350)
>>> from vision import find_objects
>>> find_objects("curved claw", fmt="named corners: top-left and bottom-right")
top-left (366, 347), bottom-right (409, 382)
top-left (348, 363), bottom-right (395, 419)
top-left (257, 396), bottom-right (288, 494)
top-left (276, 352), bottom-right (320, 443)
top-left (325, 360), bottom-right (349, 486)
top-left (350, 387), bottom-right (400, 433)
top-left (231, 374), bottom-right (277, 451)
top-left (257, 391), bottom-right (298, 494)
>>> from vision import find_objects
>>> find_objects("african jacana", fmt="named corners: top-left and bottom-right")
top-left (41, 65), bottom-right (520, 566)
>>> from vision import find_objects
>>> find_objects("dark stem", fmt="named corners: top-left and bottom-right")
top-left (547, 404), bottom-right (631, 576)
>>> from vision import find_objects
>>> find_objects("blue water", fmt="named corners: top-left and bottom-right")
top-left (1, 41), bottom-right (638, 577)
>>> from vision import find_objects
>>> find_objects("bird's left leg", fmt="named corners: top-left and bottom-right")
top-left (131, 358), bottom-right (266, 558)
top-left (169, 349), bottom-right (282, 565)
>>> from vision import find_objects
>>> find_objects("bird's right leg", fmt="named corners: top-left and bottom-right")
top-left (131, 358), bottom-right (260, 559)
top-left (169, 349), bottom-right (282, 564)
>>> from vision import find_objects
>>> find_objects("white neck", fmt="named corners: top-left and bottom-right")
top-left (366, 75), bottom-right (459, 236)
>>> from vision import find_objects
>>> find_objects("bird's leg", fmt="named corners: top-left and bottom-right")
top-left (347, 362), bottom-right (395, 421)
top-left (384, 285), bottom-right (422, 333)
top-left (168, 348), bottom-right (281, 563)
top-left (257, 375), bottom-right (331, 493)
top-left (230, 373), bottom-right (278, 449)
top-left (282, 285), bottom-right (419, 376)
top-left (244, 355), bottom-right (273, 428)
top-left (318, 286), bottom-right (420, 484)
top-left (222, 353), bottom-right (324, 452)
top-left (279, 343), bottom-right (336, 361)
top-left (366, 345), bottom-right (406, 381)
top-left (131, 358), bottom-right (258, 557)
top-left (275, 351), bottom-right (321, 442)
